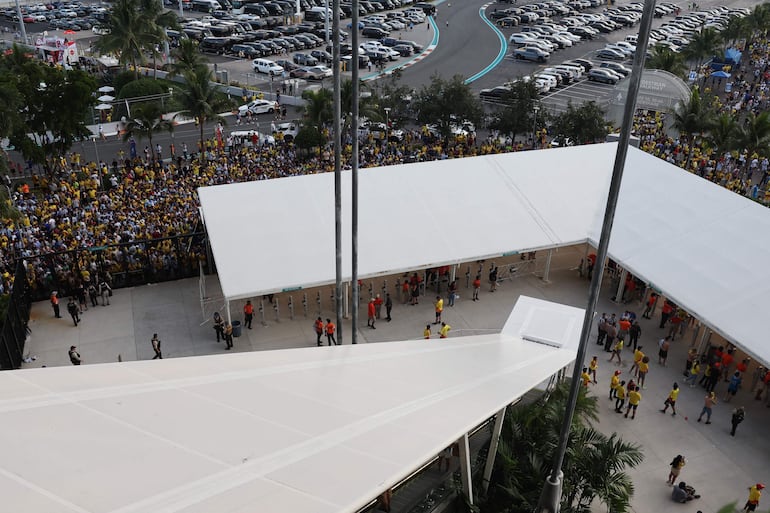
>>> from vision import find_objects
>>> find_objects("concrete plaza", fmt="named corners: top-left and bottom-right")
top-left (22, 245), bottom-right (769, 513)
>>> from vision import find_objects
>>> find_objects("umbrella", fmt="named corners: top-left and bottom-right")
top-left (95, 104), bottom-right (112, 110)
top-left (97, 86), bottom-right (115, 93)
top-left (63, 29), bottom-right (76, 35)
top-left (97, 95), bottom-right (114, 102)
top-left (712, 70), bottom-right (731, 78)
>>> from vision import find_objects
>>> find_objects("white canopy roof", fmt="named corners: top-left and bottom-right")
top-left (0, 297), bottom-right (582, 513)
top-left (200, 142), bottom-right (770, 366)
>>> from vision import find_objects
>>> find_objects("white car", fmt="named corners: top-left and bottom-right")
top-left (386, 19), bottom-right (406, 30)
top-left (252, 58), bottom-right (284, 75)
top-left (303, 65), bottom-right (333, 79)
top-left (238, 99), bottom-right (277, 115)
top-left (360, 41), bottom-right (383, 52)
top-left (526, 38), bottom-right (556, 52)
top-left (556, 31), bottom-right (581, 43)
top-left (509, 33), bottom-right (538, 46)
top-left (276, 122), bottom-right (299, 141)
top-left (604, 44), bottom-right (633, 56)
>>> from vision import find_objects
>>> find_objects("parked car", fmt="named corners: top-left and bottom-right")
top-left (599, 61), bottom-right (630, 76)
top-left (293, 52), bottom-right (318, 66)
top-left (513, 46), bottom-right (549, 62)
top-left (587, 68), bottom-right (619, 84)
top-left (596, 48), bottom-right (626, 60)
top-left (310, 49), bottom-right (333, 62)
top-left (362, 26), bottom-right (389, 38)
top-left (252, 58), bottom-right (284, 75)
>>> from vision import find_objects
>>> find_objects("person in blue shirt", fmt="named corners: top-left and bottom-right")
top-left (724, 371), bottom-right (742, 402)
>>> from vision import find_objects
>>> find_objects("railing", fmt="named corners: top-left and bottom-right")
top-left (0, 262), bottom-right (31, 370)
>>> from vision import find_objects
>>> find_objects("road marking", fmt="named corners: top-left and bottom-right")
top-left (361, 15), bottom-right (440, 82)
top-left (465, 2), bottom-right (508, 84)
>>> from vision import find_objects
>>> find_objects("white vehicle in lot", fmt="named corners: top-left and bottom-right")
top-left (554, 64), bottom-right (583, 79)
top-left (613, 41), bottom-right (637, 54)
top-left (360, 41), bottom-right (384, 52)
top-left (533, 72), bottom-right (558, 89)
top-left (275, 122), bottom-right (299, 141)
top-left (526, 38), bottom-right (556, 52)
top-left (252, 58), bottom-right (284, 75)
top-left (604, 43), bottom-right (633, 56)
top-left (238, 99), bottom-right (277, 115)
top-left (557, 31), bottom-right (582, 43)
top-left (509, 33), bottom-right (539, 46)
top-left (542, 33), bottom-right (573, 48)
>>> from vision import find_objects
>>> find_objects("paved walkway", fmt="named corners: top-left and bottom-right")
top-left (22, 245), bottom-right (769, 513)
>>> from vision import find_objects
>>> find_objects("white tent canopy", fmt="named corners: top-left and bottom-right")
top-left (199, 142), bottom-right (770, 366)
top-left (0, 298), bottom-right (583, 513)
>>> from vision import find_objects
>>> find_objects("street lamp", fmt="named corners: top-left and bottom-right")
top-left (383, 107), bottom-right (390, 143)
top-left (532, 105), bottom-right (539, 149)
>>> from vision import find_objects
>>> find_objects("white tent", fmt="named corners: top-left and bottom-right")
top-left (0, 297), bottom-right (583, 513)
top-left (199, 142), bottom-right (770, 366)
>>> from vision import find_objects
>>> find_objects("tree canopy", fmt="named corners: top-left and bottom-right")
top-left (550, 101), bottom-right (609, 146)
top-left (488, 80), bottom-right (541, 141)
top-left (412, 74), bottom-right (483, 142)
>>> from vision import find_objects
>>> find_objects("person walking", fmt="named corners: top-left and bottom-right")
top-left (472, 275), bottom-right (480, 301)
top-left (642, 292), bottom-right (657, 319)
top-left (439, 322), bottom-right (451, 338)
top-left (659, 300), bottom-right (674, 328)
top-left (658, 336), bottom-right (671, 366)
top-left (697, 391), bottom-right (717, 423)
top-left (731, 406), bottom-right (745, 436)
top-left (314, 317), bottom-right (324, 346)
top-left (325, 318), bottom-right (337, 345)
top-left (374, 294), bottom-right (383, 319)
top-left (661, 382), bottom-right (680, 416)
top-left (243, 300), bottom-right (254, 329)
top-left (67, 297), bottom-right (80, 326)
top-left (610, 370), bottom-right (621, 399)
top-left (630, 346), bottom-right (644, 376)
top-left (424, 324), bottom-right (431, 339)
top-left (385, 293), bottom-right (393, 321)
top-left (625, 385), bottom-right (642, 419)
top-left (604, 321), bottom-right (617, 353)
top-left (50, 291), bottom-right (61, 318)
top-left (224, 323), bottom-right (233, 350)
top-left (608, 337), bottom-right (623, 365)
top-left (433, 296), bottom-right (444, 325)
top-left (151, 333), bottom-right (162, 359)
top-left (581, 367), bottom-right (592, 388)
top-left (448, 280), bottom-right (457, 307)
top-left (68, 345), bottom-right (81, 365)
top-left (668, 455), bottom-right (686, 485)
top-left (629, 320), bottom-right (641, 351)
top-left (589, 356), bottom-right (598, 383)
top-left (99, 279), bottom-right (112, 306)
top-left (367, 299), bottom-right (376, 329)
top-left (614, 380), bottom-right (627, 412)
top-left (744, 483), bottom-right (765, 512)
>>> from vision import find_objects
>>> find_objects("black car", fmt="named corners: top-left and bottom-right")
top-left (310, 49), bottom-right (333, 63)
top-left (479, 86), bottom-right (512, 102)
top-left (199, 37), bottom-right (230, 54)
top-left (293, 53), bottom-right (318, 66)
top-left (361, 26), bottom-right (389, 38)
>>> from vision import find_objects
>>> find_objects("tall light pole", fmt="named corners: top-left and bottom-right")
top-left (14, 0), bottom-right (27, 44)
top-left (536, 0), bottom-right (656, 511)
top-left (384, 107), bottom-right (390, 142)
top-left (532, 105), bottom-right (539, 149)
top-left (350, 0), bottom-right (360, 345)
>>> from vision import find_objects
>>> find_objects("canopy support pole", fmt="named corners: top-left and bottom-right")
top-left (481, 406), bottom-right (507, 495)
top-left (613, 269), bottom-right (627, 303)
top-left (451, 264), bottom-right (457, 282)
top-left (225, 300), bottom-right (232, 325)
top-left (344, 282), bottom-right (350, 319)
top-left (542, 250), bottom-right (553, 283)
top-left (458, 433), bottom-right (474, 506)
top-left (581, 243), bottom-right (590, 276)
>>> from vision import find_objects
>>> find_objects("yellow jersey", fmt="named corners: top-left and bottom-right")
top-left (616, 387), bottom-right (626, 400)
top-left (440, 324), bottom-right (451, 338)
top-left (628, 390), bottom-right (642, 405)
top-left (423, 328), bottom-right (431, 339)
top-left (639, 361), bottom-right (649, 374)
top-left (668, 388), bottom-right (680, 401)
top-left (589, 359), bottom-right (598, 371)
top-left (634, 349), bottom-right (644, 363)
top-left (581, 372), bottom-right (591, 386)
top-left (611, 374), bottom-right (620, 389)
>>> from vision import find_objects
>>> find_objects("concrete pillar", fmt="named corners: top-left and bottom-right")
top-left (543, 249), bottom-right (553, 283)
top-left (481, 407), bottom-right (507, 494)
top-left (451, 264), bottom-right (457, 282)
top-left (613, 268), bottom-right (627, 303)
top-left (458, 433), bottom-right (474, 505)
top-left (225, 300), bottom-right (232, 324)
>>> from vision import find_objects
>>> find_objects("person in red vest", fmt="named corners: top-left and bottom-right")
top-left (325, 319), bottom-right (337, 345)
top-left (314, 317), bottom-right (324, 346)
top-left (367, 299), bottom-right (376, 329)
top-left (50, 291), bottom-right (61, 318)
top-left (243, 300), bottom-right (254, 329)
top-left (659, 300), bottom-right (675, 328)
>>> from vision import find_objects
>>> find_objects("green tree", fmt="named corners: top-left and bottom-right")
top-left (645, 46), bottom-right (686, 77)
top-left (167, 38), bottom-right (208, 78)
top-left (706, 112), bottom-right (739, 157)
top-left (294, 124), bottom-right (326, 155)
top-left (412, 74), bottom-right (483, 143)
top-left (550, 101), bottom-right (609, 145)
top-left (301, 87), bottom-right (333, 129)
top-left (176, 66), bottom-right (234, 161)
top-left (747, 3), bottom-right (770, 47)
top-left (340, 78), bottom-right (381, 134)
top-left (720, 15), bottom-right (750, 49)
top-left (488, 80), bottom-right (541, 142)
top-left (735, 111), bottom-right (770, 158)
top-left (122, 102), bottom-right (173, 160)
top-left (672, 87), bottom-right (712, 169)
top-left (682, 28), bottom-right (721, 68)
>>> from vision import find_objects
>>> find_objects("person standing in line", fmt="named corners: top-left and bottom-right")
top-left (659, 300), bottom-right (674, 328)
top-left (614, 380), bottom-right (627, 412)
top-left (610, 370), bottom-right (621, 399)
top-left (67, 297), bottom-right (80, 326)
top-left (618, 316), bottom-right (631, 343)
top-left (724, 371), bottom-right (742, 402)
top-left (424, 324), bottom-right (431, 339)
top-left (744, 483), bottom-right (765, 512)
top-left (705, 361), bottom-right (721, 393)
top-left (731, 406), bottom-right (745, 436)
top-left (367, 298), bottom-right (376, 329)
top-left (243, 300), bottom-right (254, 329)
top-left (213, 312), bottom-right (224, 343)
top-left (151, 333), bottom-right (162, 359)
top-left (685, 347), bottom-right (698, 374)
top-left (88, 282), bottom-right (98, 308)
top-left (596, 313), bottom-right (608, 347)
top-left (325, 318), bottom-right (337, 345)
top-left (439, 322), bottom-right (451, 338)
top-left (604, 321), bottom-right (617, 353)
top-left (642, 293), bottom-right (657, 318)
top-left (51, 291), bottom-right (61, 318)
top-left (472, 274), bottom-right (481, 301)
top-left (448, 280), bottom-right (457, 307)
top-left (630, 346), bottom-right (645, 376)
top-left (433, 296), bottom-right (444, 325)
top-left (489, 266), bottom-right (498, 292)
top-left (625, 385), bottom-right (641, 419)
top-left (314, 317), bottom-right (324, 346)
top-left (224, 323), bottom-right (233, 350)
top-left (68, 345), bottom-right (81, 365)
top-left (668, 455), bottom-right (686, 485)
top-left (99, 279), bottom-right (112, 306)
top-left (401, 279), bottom-right (410, 304)
top-left (589, 356), bottom-right (598, 383)
top-left (659, 336), bottom-right (671, 366)
top-left (685, 361), bottom-right (701, 387)
top-left (374, 294), bottom-right (383, 319)
top-left (385, 293), bottom-right (393, 322)
top-left (661, 382), bottom-right (680, 416)
top-left (638, 356), bottom-right (650, 388)
top-left (629, 320), bottom-right (641, 351)
top-left (697, 391), bottom-right (717, 423)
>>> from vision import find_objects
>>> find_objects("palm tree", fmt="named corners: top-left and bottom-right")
top-left (645, 46), bottom-right (686, 77)
top-left (672, 87), bottom-right (712, 169)
top-left (707, 112), bottom-right (739, 157)
top-left (301, 87), bottom-right (333, 129)
top-left (167, 38), bottom-right (208, 78)
top-left (122, 102), bottom-right (173, 160)
top-left (340, 78), bottom-right (381, 135)
top-left (735, 112), bottom-right (770, 158)
top-left (748, 3), bottom-right (770, 47)
top-left (720, 15), bottom-right (750, 49)
top-left (682, 28), bottom-right (721, 68)
top-left (176, 66), bottom-right (234, 160)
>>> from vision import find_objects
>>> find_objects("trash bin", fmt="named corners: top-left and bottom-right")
top-left (232, 320), bottom-right (242, 338)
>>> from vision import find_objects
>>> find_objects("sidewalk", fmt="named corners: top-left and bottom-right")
top-left (22, 245), bottom-right (769, 513)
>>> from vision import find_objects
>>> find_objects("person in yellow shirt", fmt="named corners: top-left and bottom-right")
top-left (625, 385), bottom-right (641, 419)
top-left (439, 322), bottom-right (451, 338)
top-left (423, 324), bottom-right (431, 339)
top-left (744, 483), bottom-right (765, 512)
top-left (589, 356), bottom-right (598, 383)
top-left (609, 337), bottom-right (624, 365)
top-left (581, 367), bottom-right (591, 388)
top-left (630, 346), bottom-right (644, 376)
top-left (610, 370), bottom-right (621, 399)
top-left (434, 296), bottom-right (444, 324)
top-left (614, 380), bottom-right (627, 413)
top-left (661, 382), bottom-right (680, 416)
top-left (638, 357), bottom-right (650, 388)
top-left (684, 361), bottom-right (701, 387)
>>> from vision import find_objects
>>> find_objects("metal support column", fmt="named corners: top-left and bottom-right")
top-left (332, 0), bottom-right (343, 345)
top-left (613, 268), bottom-right (627, 303)
top-left (225, 301), bottom-right (232, 325)
top-left (543, 249), bottom-right (553, 283)
top-left (581, 243), bottom-right (590, 276)
top-left (451, 264), bottom-right (457, 282)
top-left (458, 433), bottom-right (474, 506)
top-left (481, 406), bottom-right (507, 494)
top-left (344, 282), bottom-right (349, 319)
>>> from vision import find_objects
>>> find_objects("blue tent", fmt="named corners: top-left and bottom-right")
top-left (712, 70), bottom-right (731, 78)
top-left (725, 48), bottom-right (742, 64)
